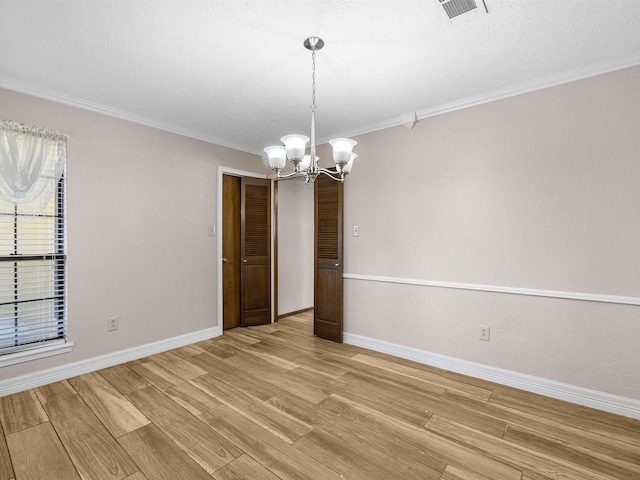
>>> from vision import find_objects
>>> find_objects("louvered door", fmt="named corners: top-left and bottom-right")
top-left (314, 174), bottom-right (343, 342)
top-left (240, 177), bottom-right (271, 326)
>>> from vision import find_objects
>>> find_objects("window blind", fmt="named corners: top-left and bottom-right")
top-left (0, 122), bottom-right (67, 355)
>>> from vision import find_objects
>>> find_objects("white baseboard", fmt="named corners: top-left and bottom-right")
top-left (4, 324), bottom-right (638, 420)
top-left (343, 332), bottom-right (640, 420)
top-left (0, 326), bottom-right (221, 397)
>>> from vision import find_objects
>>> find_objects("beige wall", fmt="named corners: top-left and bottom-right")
top-left (338, 66), bottom-right (640, 400)
top-left (1, 87), bottom-right (262, 381)
top-left (277, 178), bottom-right (314, 315)
top-left (2, 65), bottom-right (639, 403)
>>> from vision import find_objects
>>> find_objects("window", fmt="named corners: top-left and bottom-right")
top-left (0, 121), bottom-right (68, 358)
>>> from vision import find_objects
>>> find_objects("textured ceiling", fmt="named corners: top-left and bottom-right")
top-left (1, 1), bottom-right (640, 155)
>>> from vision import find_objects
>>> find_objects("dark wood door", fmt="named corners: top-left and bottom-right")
top-left (314, 174), bottom-right (343, 342)
top-left (222, 174), bottom-right (241, 330)
top-left (240, 177), bottom-right (271, 326)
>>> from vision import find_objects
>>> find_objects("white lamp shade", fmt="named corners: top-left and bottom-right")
top-left (300, 154), bottom-right (317, 170)
top-left (329, 138), bottom-right (357, 166)
top-left (342, 153), bottom-right (357, 174)
top-left (264, 145), bottom-right (287, 169)
top-left (281, 134), bottom-right (309, 162)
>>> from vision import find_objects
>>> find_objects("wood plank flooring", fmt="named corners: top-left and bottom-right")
top-left (1, 310), bottom-right (639, 480)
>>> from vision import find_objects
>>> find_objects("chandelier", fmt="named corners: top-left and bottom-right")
top-left (263, 37), bottom-right (357, 183)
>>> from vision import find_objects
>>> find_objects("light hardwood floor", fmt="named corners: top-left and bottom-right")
top-left (1, 310), bottom-right (639, 480)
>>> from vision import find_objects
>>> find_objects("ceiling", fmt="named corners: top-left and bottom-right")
top-left (1, 1), bottom-right (640, 155)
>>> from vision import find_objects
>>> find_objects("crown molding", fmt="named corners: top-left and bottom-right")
top-left (322, 53), bottom-right (640, 143)
top-left (0, 75), bottom-right (260, 155)
top-left (3, 52), bottom-right (639, 154)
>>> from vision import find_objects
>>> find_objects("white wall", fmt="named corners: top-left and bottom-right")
top-left (277, 178), bottom-right (314, 315)
top-left (0, 87), bottom-right (263, 383)
top-left (335, 66), bottom-right (640, 401)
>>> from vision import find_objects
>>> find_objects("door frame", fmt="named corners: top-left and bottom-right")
top-left (217, 166), bottom-right (271, 335)
top-left (273, 178), bottom-right (315, 320)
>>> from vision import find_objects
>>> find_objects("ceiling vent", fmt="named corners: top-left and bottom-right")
top-left (435, 0), bottom-right (488, 24)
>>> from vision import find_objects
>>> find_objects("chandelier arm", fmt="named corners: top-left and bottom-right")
top-left (275, 170), bottom-right (305, 180)
top-left (317, 168), bottom-right (345, 183)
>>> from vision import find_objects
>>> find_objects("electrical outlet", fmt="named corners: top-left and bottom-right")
top-left (107, 316), bottom-right (119, 332)
top-left (478, 325), bottom-right (490, 341)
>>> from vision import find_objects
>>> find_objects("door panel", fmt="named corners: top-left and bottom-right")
top-left (241, 177), bottom-right (271, 326)
top-left (315, 268), bottom-right (338, 320)
top-left (314, 174), bottom-right (343, 342)
top-left (222, 175), bottom-right (241, 330)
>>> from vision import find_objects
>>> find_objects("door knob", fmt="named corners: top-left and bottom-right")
top-left (335, 263), bottom-right (340, 267)
top-left (222, 258), bottom-right (228, 263)
top-left (243, 259), bottom-right (247, 263)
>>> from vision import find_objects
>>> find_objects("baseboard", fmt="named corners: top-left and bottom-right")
top-left (0, 326), bottom-right (221, 397)
top-left (278, 307), bottom-right (314, 319)
top-left (5, 325), bottom-right (637, 420)
top-left (343, 332), bottom-right (640, 420)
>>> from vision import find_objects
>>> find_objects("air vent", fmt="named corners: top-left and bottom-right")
top-left (435, 0), bottom-right (488, 24)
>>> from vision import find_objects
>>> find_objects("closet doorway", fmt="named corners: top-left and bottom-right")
top-left (275, 174), bottom-right (344, 342)
top-left (275, 178), bottom-right (314, 320)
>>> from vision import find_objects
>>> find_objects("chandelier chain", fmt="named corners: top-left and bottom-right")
top-left (311, 48), bottom-right (317, 113)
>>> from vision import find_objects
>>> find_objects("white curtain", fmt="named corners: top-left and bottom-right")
top-left (0, 121), bottom-right (68, 220)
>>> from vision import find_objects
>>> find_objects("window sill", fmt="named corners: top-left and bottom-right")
top-left (0, 340), bottom-right (74, 368)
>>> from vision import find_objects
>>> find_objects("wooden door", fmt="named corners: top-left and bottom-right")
top-left (314, 174), bottom-right (343, 342)
top-left (240, 177), bottom-right (271, 326)
top-left (222, 175), bottom-right (241, 330)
